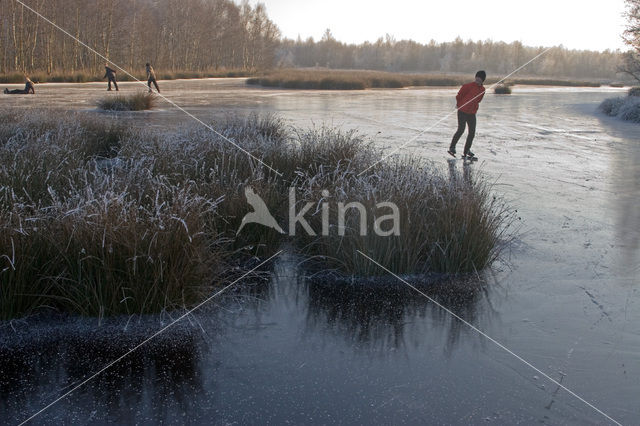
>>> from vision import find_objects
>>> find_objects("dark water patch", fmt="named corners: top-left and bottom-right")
top-left (0, 312), bottom-right (203, 424)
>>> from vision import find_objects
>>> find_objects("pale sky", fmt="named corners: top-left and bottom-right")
top-left (250, 0), bottom-right (628, 52)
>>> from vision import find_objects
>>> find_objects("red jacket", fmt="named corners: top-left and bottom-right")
top-left (456, 81), bottom-right (485, 114)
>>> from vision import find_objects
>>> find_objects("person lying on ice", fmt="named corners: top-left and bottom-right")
top-left (3, 76), bottom-right (36, 94)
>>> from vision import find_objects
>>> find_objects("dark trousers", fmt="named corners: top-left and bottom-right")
top-left (6, 89), bottom-right (28, 94)
top-left (148, 77), bottom-right (160, 92)
top-left (450, 110), bottom-right (477, 154)
top-left (108, 77), bottom-right (118, 91)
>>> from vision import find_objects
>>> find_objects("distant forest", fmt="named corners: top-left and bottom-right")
top-left (0, 0), bottom-right (624, 80)
top-left (279, 31), bottom-right (622, 80)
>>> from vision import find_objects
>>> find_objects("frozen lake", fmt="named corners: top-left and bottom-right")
top-left (1, 79), bottom-right (639, 424)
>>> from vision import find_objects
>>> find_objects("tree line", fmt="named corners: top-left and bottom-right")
top-left (0, 0), bottom-right (627, 80)
top-left (0, 0), bottom-right (280, 74)
top-left (277, 31), bottom-right (622, 80)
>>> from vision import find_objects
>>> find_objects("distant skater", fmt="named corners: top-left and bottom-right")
top-left (146, 63), bottom-right (160, 93)
top-left (448, 70), bottom-right (486, 160)
top-left (103, 64), bottom-right (118, 91)
top-left (3, 76), bottom-right (35, 94)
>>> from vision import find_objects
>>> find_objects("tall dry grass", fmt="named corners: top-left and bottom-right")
top-left (247, 69), bottom-right (465, 90)
top-left (98, 92), bottom-right (157, 111)
top-left (0, 69), bottom-right (252, 85)
top-left (247, 69), bottom-right (602, 90)
top-left (0, 111), bottom-right (284, 319)
top-left (285, 151), bottom-right (513, 276)
top-left (0, 110), bottom-right (513, 320)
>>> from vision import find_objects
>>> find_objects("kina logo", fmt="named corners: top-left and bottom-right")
top-left (236, 187), bottom-right (285, 235)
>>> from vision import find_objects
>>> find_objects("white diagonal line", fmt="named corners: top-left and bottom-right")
top-left (13, 0), bottom-right (282, 177)
top-left (356, 250), bottom-right (622, 426)
top-left (357, 47), bottom-right (554, 176)
top-left (20, 250), bottom-right (283, 425)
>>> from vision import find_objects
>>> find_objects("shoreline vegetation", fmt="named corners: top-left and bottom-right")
top-left (246, 69), bottom-right (605, 90)
top-left (1, 68), bottom-right (613, 90)
top-left (494, 84), bottom-right (513, 94)
top-left (0, 110), bottom-right (513, 321)
top-left (599, 87), bottom-right (640, 123)
top-left (0, 69), bottom-right (252, 85)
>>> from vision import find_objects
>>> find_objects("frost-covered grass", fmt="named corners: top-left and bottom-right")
top-left (599, 95), bottom-right (640, 123)
top-left (0, 110), bottom-right (512, 320)
top-left (0, 111), bottom-right (281, 320)
top-left (98, 92), bottom-right (157, 111)
top-left (289, 154), bottom-right (513, 276)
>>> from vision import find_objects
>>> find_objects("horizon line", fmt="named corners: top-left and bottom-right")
top-left (281, 33), bottom-right (627, 54)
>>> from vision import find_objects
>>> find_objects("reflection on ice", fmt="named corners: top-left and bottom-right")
top-left (615, 158), bottom-right (640, 272)
top-left (598, 114), bottom-right (640, 274)
top-left (0, 328), bottom-right (203, 424)
top-left (306, 273), bottom-right (488, 353)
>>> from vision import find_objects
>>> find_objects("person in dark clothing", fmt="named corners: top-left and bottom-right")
top-left (448, 70), bottom-right (486, 159)
top-left (103, 64), bottom-right (118, 91)
top-left (25, 77), bottom-right (35, 94)
top-left (146, 63), bottom-right (160, 93)
top-left (3, 77), bottom-right (35, 94)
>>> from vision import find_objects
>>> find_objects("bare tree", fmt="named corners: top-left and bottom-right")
top-left (620, 0), bottom-right (640, 82)
top-left (0, 0), bottom-right (281, 76)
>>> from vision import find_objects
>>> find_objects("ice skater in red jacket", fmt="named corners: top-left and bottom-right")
top-left (448, 70), bottom-right (486, 159)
